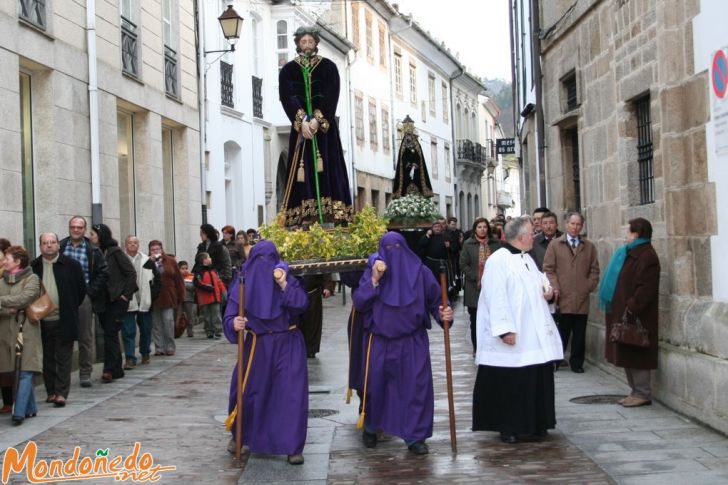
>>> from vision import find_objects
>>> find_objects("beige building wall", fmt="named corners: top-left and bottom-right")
top-left (539, 0), bottom-right (726, 433)
top-left (0, 0), bottom-right (200, 261)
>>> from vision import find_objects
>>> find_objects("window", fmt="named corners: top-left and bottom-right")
top-left (117, 111), bottom-right (136, 239)
top-left (371, 189), bottom-right (380, 211)
top-left (356, 186), bottom-right (366, 212)
top-left (19, 0), bottom-right (46, 30)
top-left (562, 127), bottom-right (581, 212)
top-left (430, 140), bottom-right (438, 179)
top-left (252, 76), bottom-right (263, 118)
top-left (428, 73), bottom-right (436, 115)
top-left (442, 81), bottom-right (449, 123)
top-left (251, 17), bottom-right (261, 76)
top-left (381, 107), bottom-right (390, 153)
top-left (276, 20), bottom-right (288, 70)
top-left (394, 52), bottom-right (403, 97)
top-left (369, 98), bottom-right (378, 150)
top-left (378, 22), bottom-right (386, 69)
top-left (19, 72), bottom-right (35, 255)
top-left (409, 63), bottom-right (417, 104)
top-left (563, 71), bottom-right (578, 111)
top-left (444, 143), bottom-right (451, 183)
top-left (635, 95), bottom-right (654, 205)
top-left (220, 61), bottom-right (233, 108)
top-left (355, 93), bottom-right (364, 143)
top-left (421, 100), bottom-right (427, 123)
top-left (351, 4), bottom-right (360, 50)
top-left (162, 0), bottom-right (178, 97)
top-left (365, 10), bottom-right (373, 62)
top-left (121, 4), bottom-right (139, 77)
top-left (161, 127), bottom-right (176, 253)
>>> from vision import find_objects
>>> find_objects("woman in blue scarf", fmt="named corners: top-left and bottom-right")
top-left (598, 218), bottom-right (660, 408)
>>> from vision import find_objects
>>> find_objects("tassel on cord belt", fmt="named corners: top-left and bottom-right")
top-left (357, 332), bottom-right (374, 429)
top-left (345, 307), bottom-right (356, 404)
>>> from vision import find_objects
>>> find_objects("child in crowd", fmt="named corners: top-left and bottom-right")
top-left (193, 252), bottom-right (226, 339)
top-left (178, 261), bottom-right (197, 337)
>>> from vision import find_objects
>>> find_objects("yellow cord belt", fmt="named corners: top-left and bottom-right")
top-left (224, 325), bottom-right (297, 431)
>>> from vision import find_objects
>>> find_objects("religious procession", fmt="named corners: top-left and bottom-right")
top-left (219, 26), bottom-right (653, 468)
top-left (4, 0), bottom-right (728, 482)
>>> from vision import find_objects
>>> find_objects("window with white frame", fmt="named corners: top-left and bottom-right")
top-left (428, 73), bottom-right (436, 115)
top-left (365, 9), bottom-right (373, 62)
top-left (444, 143), bottom-right (451, 182)
top-left (430, 140), bottom-right (438, 179)
top-left (378, 22), bottom-right (386, 69)
top-left (355, 93), bottom-right (364, 143)
top-left (381, 107), bottom-right (390, 153)
top-left (369, 98), bottom-right (378, 150)
top-left (394, 52), bottom-right (403, 97)
top-left (409, 63), bottom-right (417, 105)
top-left (442, 81), bottom-right (449, 123)
top-left (276, 20), bottom-right (288, 70)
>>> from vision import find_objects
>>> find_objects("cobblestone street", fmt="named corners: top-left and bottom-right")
top-left (1, 293), bottom-right (728, 484)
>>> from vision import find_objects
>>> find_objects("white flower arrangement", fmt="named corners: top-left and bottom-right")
top-left (384, 194), bottom-right (440, 222)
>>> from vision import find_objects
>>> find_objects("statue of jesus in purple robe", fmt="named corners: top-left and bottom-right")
top-left (278, 26), bottom-right (353, 227)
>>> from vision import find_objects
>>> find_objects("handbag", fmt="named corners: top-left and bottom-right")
top-left (609, 309), bottom-right (650, 348)
top-left (174, 310), bottom-right (189, 339)
top-left (24, 280), bottom-right (57, 324)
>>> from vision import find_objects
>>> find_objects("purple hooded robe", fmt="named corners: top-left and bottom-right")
top-left (223, 241), bottom-right (309, 455)
top-left (352, 232), bottom-right (449, 442)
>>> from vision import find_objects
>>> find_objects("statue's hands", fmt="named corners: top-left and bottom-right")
top-left (301, 120), bottom-right (314, 139)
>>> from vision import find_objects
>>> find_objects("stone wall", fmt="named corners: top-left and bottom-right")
top-left (538, 0), bottom-right (728, 433)
top-left (0, 1), bottom-right (201, 262)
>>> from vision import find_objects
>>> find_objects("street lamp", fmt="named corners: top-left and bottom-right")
top-left (205, 5), bottom-right (244, 54)
top-left (486, 161), bottom-right (496, 179)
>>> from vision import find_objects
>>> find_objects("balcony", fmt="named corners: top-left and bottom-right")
top-left (221, 61), bottom-right (234, 108)
top-left (19, 0), bottom-right (46, 29)
top-left (252, 76), bottom-right (263, 118)
top-left (164, 46), bottom-right (178, 98)
top-left (121, 16), bottom-right (138, 77)
top-left (456, 139), bottom-right (487, 165)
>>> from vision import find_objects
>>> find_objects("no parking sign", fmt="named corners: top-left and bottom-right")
top-left (711, 48), bottom-right (728, 156)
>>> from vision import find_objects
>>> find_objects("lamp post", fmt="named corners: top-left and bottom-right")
top-left (205, 4), bottom-right (244, 54)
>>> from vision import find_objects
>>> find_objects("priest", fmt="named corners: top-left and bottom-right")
top-left (472, 216), bottom-right (563, 444)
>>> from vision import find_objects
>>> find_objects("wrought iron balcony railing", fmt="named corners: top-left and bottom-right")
top-left (20, 0), bottom-right (46, 29)
top-left (252, 76), bottom-right (263, 118)
top-left (457, 139), bottom-right (487, 165)
top-left (121, 16), bottom-right (138, 77)
top-left (164, 46), bottom-right (178, 98)
top-left (221, 61), bottom-right (234, 108)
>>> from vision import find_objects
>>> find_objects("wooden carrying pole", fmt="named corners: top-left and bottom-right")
top-left (439, 263), bottom-right (457, 453)
top-left (235, 277), bottom-right (245, 462)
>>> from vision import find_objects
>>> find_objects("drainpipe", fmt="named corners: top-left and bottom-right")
top-left (194, 0), bottom-right (208, 223)
top-left (344, 1), bottom-right (357, 207)
top-left (86, 0), bottom-right (102, 224)
top-left (531, 0), bottom-right (546, 207)
top-left (449, 66), bottom-right (464, 223)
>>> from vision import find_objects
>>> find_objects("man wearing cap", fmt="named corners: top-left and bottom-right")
top-left (278, 26), bottom-right (353, 227)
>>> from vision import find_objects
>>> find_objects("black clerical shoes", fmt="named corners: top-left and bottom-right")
top-left (500, 433), bottom-right (518, 444)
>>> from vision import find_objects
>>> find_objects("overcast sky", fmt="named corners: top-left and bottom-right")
top-left (390, 0), bottom-right (512, 81)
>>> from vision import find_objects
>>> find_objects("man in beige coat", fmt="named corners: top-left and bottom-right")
top-left (543, 212), bottom-right (600, 373)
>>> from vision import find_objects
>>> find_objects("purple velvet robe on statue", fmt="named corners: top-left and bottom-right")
top-left (353, 233), bottom-right (448, 442)
top-left (223, 241), bottom-right (309, 455)
top-left (278, 54), bottom-right (353, 226)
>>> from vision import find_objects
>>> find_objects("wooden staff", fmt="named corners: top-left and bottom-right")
top-left (439, 261), bottom-right (457, 453)
top-left (235, 276), bottom-right (245, 462)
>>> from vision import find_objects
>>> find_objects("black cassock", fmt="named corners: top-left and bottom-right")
top-left (278, 55), bottom-right (353, 227)
top-left (392, 131), bottom-right (433, 199)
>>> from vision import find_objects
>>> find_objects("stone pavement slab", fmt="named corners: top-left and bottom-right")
top-left (2, 293), bottom-right (728, 484)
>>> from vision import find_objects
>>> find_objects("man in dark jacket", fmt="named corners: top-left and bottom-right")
top-left (59, 216), bottom-right (109, 387)
top-left (32, 233), bottom-right (86, 407)
top-left (530, 211), bottom-right (562, 271)
top-left (196, 224), bottom-right (232, 286)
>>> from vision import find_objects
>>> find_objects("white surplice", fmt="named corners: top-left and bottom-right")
top-left (475, 247), bottom-right (564, 367)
